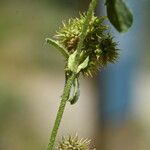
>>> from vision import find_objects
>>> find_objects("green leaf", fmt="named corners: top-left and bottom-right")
top-left (106, 0), bottom-right (133, 32)
top-left (46, 38), bottom-right (69, 58)
top-left (77, 56), bottom-right (89, 73)
top-left (69, 78), bottom-right (80, 105)
top-left (67, 51), bottom-right (78, 72)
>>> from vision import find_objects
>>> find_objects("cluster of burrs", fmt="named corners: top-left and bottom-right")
top-left (57, 135), bottom-right (95, 150)
top-left (47, 13), bottom-right (119, 77)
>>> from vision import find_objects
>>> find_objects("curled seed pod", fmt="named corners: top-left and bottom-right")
top-left (57, 134), bottom-right (95, 150)
top-left (55, 13), bottom-right (119, 77)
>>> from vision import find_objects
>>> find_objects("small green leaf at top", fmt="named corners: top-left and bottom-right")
top-left (67, 51), bottom-right (78, 72)
top-left (106, 0), bottom-right (133, 32)
top-left (77, 56), bottom-right (89, 73)
top-left (46, 38), bottom-right (69, 58)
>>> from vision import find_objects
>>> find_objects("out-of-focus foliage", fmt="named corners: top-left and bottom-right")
top-left (0, 0), bottom-right (79, 73)
top-left (0, 82), bottom-right (42, 150)
top-left (106, 0), bottom-right (133, 32)
top-left (0, 0), bottom-right (80, 149)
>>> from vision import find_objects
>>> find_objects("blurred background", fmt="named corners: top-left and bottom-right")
top-left (0, 0), bottom-right (150, 150)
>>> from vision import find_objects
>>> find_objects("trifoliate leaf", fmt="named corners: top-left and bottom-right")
top-left (67, 51), bottom-right (78, 72)
top-left (106, 0), bottom-right (133, 32)
top-left (77, 56), bottom-right (89, 73)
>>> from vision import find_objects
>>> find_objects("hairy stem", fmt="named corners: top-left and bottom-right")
top-left (75, 0), bottom-right (98, 69)
top-left (76, 0), bottom-right (98, 55)
top-left (47, 73), bottom-right (76, 150)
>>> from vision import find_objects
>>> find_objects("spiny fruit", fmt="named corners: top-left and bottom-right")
top-left (55, 13), bottom-right (119, 77)
top-left (57, 135), bottom-right (95, 150)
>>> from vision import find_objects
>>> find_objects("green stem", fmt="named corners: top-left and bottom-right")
top-left (76, 0), bottom-right (98, 55)
top-left (47, 73), bottom-right (76, 150)
top-left (75, 0), bottom-right (98, 68)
